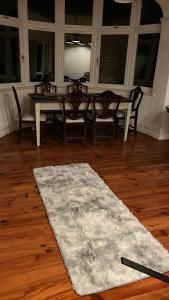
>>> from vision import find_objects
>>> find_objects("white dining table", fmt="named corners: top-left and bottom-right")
top-left (29, 93), bottom-right (132, 146)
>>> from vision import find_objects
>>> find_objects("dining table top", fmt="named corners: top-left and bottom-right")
top-left (29, 93), bottom-right (132, 104)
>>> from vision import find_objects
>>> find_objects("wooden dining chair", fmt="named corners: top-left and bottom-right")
top-left (56, 91), bottom-right (90, 146)
top-left (34, 81), bottom-right (57, 126)
top-left (12, 86), bottom-right (46, 144)
top-left (116, 87), bottom-right (144, 136)
top-left (89, 90), bottom-right (121, 145)
top-left (35, 81), bottom-right (57, 94)
top-left (67, 81), bottom-right (88, 94)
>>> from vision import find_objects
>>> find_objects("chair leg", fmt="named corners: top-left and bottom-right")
top-left (63, 123), bottom-right (67, 147)
top-left (111, 122), bottom-right (115, 145)
top-left (93, 123), bottom-right (96, 146)
top-left (115, 118), bottom-right (119, 138)
top-left (84, 121), bottom-right (87, 146)
top-left (41, 121), bottom-right (47, 144)
top-left (17, 122), bottom-right (22, 144)
top-left (134, 114), bottom-right (138, 136)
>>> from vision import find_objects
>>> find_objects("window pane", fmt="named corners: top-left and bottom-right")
top-left (28, 0), bottom-right (55, 23)
top-left (0, 0), bottom-right (18, 18)
top-left (134, 34), bottom-right (160, 87)
top-left (99, 35), bottom-right (128, 84)
top-left (64, 34), bottom-right (91, 82)
top-left (141, 0), bottom-right (163, 25)
top-left (65, 0), bottom-right (93, 25)
top-left (29, 30), bottom-right (55, 82)
top-left (0, 25), bottom-right (20, 83)
top-left (102, 0), bottom-right (131, 26)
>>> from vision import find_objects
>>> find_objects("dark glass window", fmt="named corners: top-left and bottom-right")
top-left (64, 33), bottom-right (91, 82)
top-left (134, 34), bottom-right (160, 87)
top-left (102, 0), bottom-right (131, 26)
top-left (0, 0), bottom-right (18, 18)
top-left (29, 30), bottom-right (55, 82)
top-left (0, 25), bottom-right (20, 83)
top-left (28, 0), bottom-right (55, 23)
top-left (65, 0), bottom-right (93, 25)
top-left (141, 0), bottom-right (163, 25)
top-left (99, 35), bottom-right (128, 84)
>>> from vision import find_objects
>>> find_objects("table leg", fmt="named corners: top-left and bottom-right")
top-left (35, 105), bottom-right (40, 146)
top-left (124, 103), bottom-right (132, 142)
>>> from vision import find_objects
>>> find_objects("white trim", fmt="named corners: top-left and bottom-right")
top-left (158, 132), bottom-right (169, 140)
top-left (0, 124), bottom-right (17, 138)
top-left (137, 124), bottom-right (161, 140)
top-left (0, 15), bottom-right (20, 27)
top-left (138, 124), bottom-right (169, 140)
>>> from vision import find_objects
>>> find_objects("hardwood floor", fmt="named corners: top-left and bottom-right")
top-left (0, 131), bottom-right (169, 299)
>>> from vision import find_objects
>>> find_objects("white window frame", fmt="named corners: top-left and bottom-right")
top-left (0, 0), bottom-right (162, 92)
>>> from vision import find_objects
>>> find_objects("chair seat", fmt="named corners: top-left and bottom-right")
top-left (22, 113), bottom-right (46, 122)
top-left (117, 110), bottom-right (136, 118)
top-left (116, 110), bottom-right (125, 118)
top-left (96, 117), bottom-right (114, 122)
top-left (56, 114), bottom-right (84, 123)
top-left (87, 113), bottom-right (114, 122)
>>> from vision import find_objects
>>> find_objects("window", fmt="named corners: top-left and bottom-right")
top-left (99, 35), bottom-right (128, 84)
top-left (102, 0), bottom-right (131, 26)
top-left (134, 34), bottom-right (160, 87)
top-left (65, 0), bottom-right (93, 26)
top-left (0, 0), bottom-right (18, 18)
top-left (28, 0), bottom-right (55, 23)
top-left (140, 0), bottom-right (163, 25)
top-left (64, 34), bottom-right (91, 82)
top-left (0, 0), bottom-right (162, 88)
top-left (0, 25), bottom-right (20, 83)
top-left (28, 30), bottom-right (55, 82)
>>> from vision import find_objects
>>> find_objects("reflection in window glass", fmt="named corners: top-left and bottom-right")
top-left (0, 0), bottom-right (18, 18)
top-left (64, 34), bottom-right (91, 82)
top-left (134, 34), bottom-right (160, 87)
top-left (28, 0), bottom-right (55, 23)
top-left (99, 35), bottom-right (128, 84)
top-left (65, 0), bottom-right (93, 25)
top-left (102, 0), bottom-right (131, 26)
top-left (0, 25), bottom-right (20, 83)
top-left (29, 30), bottom-right (55, 82)
top-left (141, 0), bottom-right (163, 25)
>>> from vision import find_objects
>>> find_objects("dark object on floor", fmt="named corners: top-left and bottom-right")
top-left (121, 257), bottom-right (169, 284)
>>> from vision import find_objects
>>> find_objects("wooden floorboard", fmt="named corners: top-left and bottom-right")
top-left (0, 131), bottom-right (169, 299)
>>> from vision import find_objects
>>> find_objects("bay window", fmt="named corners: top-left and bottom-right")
top-left (0, 0), bottom-right (163, 89)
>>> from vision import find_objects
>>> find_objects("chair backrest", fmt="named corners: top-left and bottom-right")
top-left (12, 86), bottom-right (22, 122)
top-left (67, 81), bottom-right (88, 94)
top-left (63, 91), bottom-right (90, 120)
top-left (35, 81), bottom-right (57, 94)
top-left (130, 87), bottom-right (144, 112)
top-left (93, 90), bottom-right (121, 119)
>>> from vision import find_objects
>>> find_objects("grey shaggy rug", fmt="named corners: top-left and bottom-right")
top-left (33, 163), bottom-right (169, 296)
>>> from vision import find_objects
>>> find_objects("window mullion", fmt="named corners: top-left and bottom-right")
top-left (126, 0), bottom-right (142, 89)
top-left (91, 0), bottom-right (103, 87)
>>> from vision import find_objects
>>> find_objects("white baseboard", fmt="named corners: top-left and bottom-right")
top-left (137, 124), bottom-right (161, 140)
top-left (0, 124), bottom-right (17, 138)
top-left (138, 123), bottom-right (169, 140)
top-left (158, 132), bottom-right (169, 140)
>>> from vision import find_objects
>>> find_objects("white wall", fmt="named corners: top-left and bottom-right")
top-left (64, 45), bottom-right (91, 79)
top-left (138, 2), bottom-right (169, 140)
